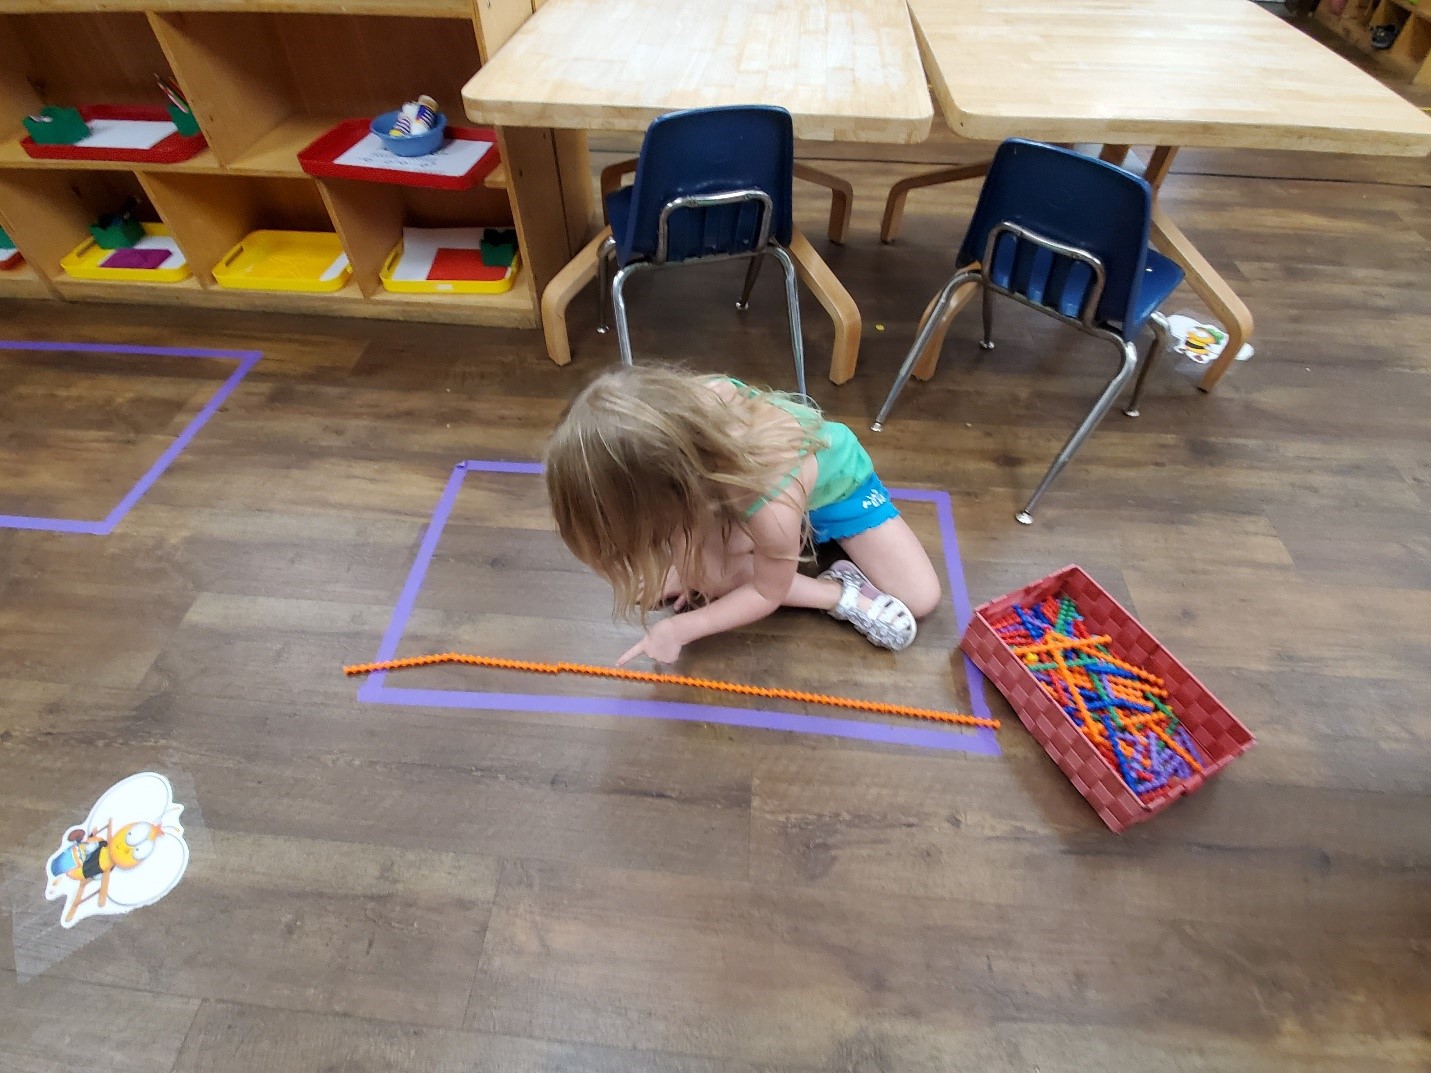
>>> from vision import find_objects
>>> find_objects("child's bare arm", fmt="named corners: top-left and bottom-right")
top-left (616, 495), bottom-right (804, 664)
top-left (672, 502), bottom-right (801, 639)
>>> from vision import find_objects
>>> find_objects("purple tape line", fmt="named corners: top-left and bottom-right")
top-left (361, 461), bottom-right (474, 694)
top-left (360, 459), bottom-right (1001, 755)
top-left (0, 340), bottom-right (261, 535)
top-left (887, 486), bottom-right (996, 743)
top-left (362, 685), bottom-right (1000, 754)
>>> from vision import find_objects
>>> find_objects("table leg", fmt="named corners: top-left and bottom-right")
top-left (880, 161), bottom-right (991, 243)
top-left (1138, 145), bottom-right (1252, 392)
top-left (788, 226), bottom-right (861, 385)
top-left (1149, 203), bottom-right (1254, 393)
top-left (1143, 146), bottom-right (1178, 187)
top-left (792, 163), bottom-right (854, 245)
top-left (540, 226), bottom-right (611, 367)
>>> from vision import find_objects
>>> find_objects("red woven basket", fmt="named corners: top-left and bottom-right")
top-left (960, 565), bottom-right (1254, 832)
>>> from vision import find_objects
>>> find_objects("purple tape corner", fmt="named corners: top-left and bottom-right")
top-left (0, 340), bottom-right (261, 535)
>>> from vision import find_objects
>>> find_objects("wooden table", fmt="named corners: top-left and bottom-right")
top-left (463, 0), bottom-right (935, 383)
top-left (889, 0), bottom-right (1431, 390)
top-left (463, 0), bottom-right (933, 143)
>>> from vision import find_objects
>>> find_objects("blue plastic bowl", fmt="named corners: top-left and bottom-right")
top-left (370, 110), bottom-right (447, 157)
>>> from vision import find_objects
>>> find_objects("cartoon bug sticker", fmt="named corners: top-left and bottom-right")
top-left (45, 772), bottom-right (189, 928)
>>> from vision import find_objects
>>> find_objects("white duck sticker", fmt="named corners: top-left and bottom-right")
top-left (45, 772), bottom-right (189, 928)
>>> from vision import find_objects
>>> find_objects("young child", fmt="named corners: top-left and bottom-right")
top-left (544, 366), bottom-right (942, 665)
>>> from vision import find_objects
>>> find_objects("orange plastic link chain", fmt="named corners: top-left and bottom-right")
top-left (344, 652), bottom-right (999, 730)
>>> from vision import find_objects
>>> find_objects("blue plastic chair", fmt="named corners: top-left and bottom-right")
top-left (597, 105), bottom-right (806, 397)
top-left (872, 139), bottom-right (1184, 523)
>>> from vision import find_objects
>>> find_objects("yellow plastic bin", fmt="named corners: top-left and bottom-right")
top-left (379, 227), bottom-right (520, 295)
top-left (212, 230), bottom-right (351, 293)
top-left (60, 223), bottom-right (190, 283)
top-left (380, 247), bottom-right (520, 294)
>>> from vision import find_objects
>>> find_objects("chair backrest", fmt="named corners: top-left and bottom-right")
top-left (958, 140), bottom-right (1154, 332)
top-left (616, 105), bottom-right (795, 266)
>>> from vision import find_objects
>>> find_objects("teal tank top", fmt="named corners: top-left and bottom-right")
top-left (718, 378), bottom-right (875, 514)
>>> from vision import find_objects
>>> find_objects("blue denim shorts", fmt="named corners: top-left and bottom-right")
top-left (808, 472), bottom-right (900, 544)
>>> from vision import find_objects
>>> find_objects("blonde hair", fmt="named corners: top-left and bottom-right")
top-left (545, 365), bottom-right (825, 619)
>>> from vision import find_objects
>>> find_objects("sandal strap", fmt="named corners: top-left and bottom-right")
top-left (822, 564), bottom-right (917, 651)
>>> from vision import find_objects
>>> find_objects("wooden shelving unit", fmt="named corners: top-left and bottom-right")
top-left (0, 0), bottom-right (591, 330)
top-left (1317, 0), bottom-right (1431, 85)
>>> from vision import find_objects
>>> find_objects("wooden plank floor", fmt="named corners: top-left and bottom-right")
top-left (3, 36), bottom-right (1429, 1073)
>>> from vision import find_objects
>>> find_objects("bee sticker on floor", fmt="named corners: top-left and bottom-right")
top-left (1166, 314), bottom-right (1254, 365)
top-left (45, 772), bottom-right (189, 928)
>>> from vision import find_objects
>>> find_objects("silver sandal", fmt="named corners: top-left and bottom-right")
top-left (819, 560), bottom-right (917, 652)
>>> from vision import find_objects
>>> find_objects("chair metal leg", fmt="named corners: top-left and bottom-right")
top-left (595, 236), bottom-right (616, 334)
top-left (980, 283), bottom-right (996, 350)
top-left (736, 253), bottom-right (764, 312)
top-left (1016, 337), bottom-right (1140, 524)
top-left (870, 269), bottom-right (980, 432)
top-left (1123, 311), bottom-right (1169, 418)
top-left (768, 245), bottom-right (807, 399)
top-left (610, 264), bottom-right (642, 366)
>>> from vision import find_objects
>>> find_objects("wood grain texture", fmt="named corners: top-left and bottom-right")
top-left (0, 974), bottom-right (200, 1073)
top-left (474, 0), bottom-right (536, 63)
top-left (0, 48), bottom-right (1428, 1072)
top-left (909, 0), bottom-right (1431, 154)
top-left (0, 10), bottom-right (178, 113)
top-left (462, 0), bottom-right (934, 143)
top-left (170, 1001), bottom-right (769, 1073)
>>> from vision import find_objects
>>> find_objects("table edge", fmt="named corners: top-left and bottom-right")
top-left (462, 91), bottom-right (934, 145)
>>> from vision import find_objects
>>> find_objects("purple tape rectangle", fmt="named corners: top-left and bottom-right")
top-left (0, 340), bottom-right (262, 535)
top-left (359, 460), bottom-right (999, 755)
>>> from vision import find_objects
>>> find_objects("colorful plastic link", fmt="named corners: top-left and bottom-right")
top-left (343, 653), bottom-right (999, 730)
top-left (988, 593), bottom-right (1204, 799)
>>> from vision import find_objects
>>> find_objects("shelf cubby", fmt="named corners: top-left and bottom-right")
top-left (320, 177), bottom-right (531, 325)
top-left (140, 171), bottom-right (334, 285)
top-left (1389, 4), bottom-right (1431, 76)
top-left (0, 167), bottom-right (162, 279)
top-left (149, 11), bottom-right (485, 168)
top-left (319, 179), bottom-right (514, 292)
top-left (1317, 0), bottom-right (1431, 84)
top-left (0, 10), bottom-right (180, 139)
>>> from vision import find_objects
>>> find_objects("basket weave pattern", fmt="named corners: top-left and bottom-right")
top-left (960, 565), bottom-right (1255, 832)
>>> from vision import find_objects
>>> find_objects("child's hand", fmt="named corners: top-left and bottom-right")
top-left (617, 618), bottom-right (684, 666)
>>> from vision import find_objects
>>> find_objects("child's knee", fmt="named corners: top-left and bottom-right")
top-left (904, 577), bottom-right (942, 620)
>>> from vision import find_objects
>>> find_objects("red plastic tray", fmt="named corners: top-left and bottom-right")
top-left (298, 119), bottom-right (501, 190)
top-left (959, 564), bottom-right (1254, 833)
top-left (21, 104), bottom-right (207, 163)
